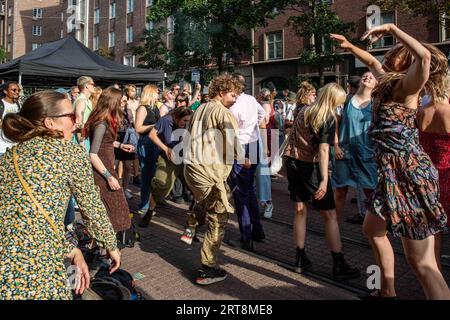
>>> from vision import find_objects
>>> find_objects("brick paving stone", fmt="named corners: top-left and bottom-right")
top-left (125, 175), bottom-right (450, 300)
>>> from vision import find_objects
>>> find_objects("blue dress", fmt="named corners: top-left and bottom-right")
top-left (332, 98), bottom-right (377, 189)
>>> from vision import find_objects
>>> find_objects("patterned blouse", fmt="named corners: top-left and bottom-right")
top-left (0, 136), bottom-right (117, 300)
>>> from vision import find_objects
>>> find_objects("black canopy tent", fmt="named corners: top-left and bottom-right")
top-left (0, 35), bottom-right (164, 87)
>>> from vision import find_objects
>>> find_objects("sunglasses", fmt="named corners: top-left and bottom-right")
top-left (48, 112), bottom-right (76, 123)
top-left (177, 99), bottom-right (186, 103)
top-left (10, 88), bottom-right (21, 92)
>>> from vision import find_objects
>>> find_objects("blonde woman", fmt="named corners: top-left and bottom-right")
top-left (89, 86), bottom-right (102, 110)
top-left (283, 83), bottom-right (360, 280)
top-left (294, 81), bottom-right (316, 119)
top-left (135, 85), bottom-right (161, 214)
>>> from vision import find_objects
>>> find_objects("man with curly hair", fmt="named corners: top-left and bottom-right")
top-left (184, 73), bottom-right (245, 285)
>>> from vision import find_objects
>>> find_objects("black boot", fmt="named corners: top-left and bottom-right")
top-left (331, 252), bottom-right (360, 280)
top-left (240, 238), bottom-right (254, 252)
top-left (294, 247), bottom-right (312, 274)
top-left (139, 209), bottom-right (154, 227)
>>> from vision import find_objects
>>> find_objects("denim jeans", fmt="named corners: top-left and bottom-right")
top-left (137, 136), bottom-right (159, 211)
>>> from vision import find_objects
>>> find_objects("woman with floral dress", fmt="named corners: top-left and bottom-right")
top-left (332, 24), bottom-right (450, 299)
top-left (0, 91), bottom-right (120, 300)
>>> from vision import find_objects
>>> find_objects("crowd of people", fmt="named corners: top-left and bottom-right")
top-left (0, 22), bottom-right (449, 300)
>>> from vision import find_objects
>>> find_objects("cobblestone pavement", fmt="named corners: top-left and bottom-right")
top-left (123, 174), bottom-right (449, 300)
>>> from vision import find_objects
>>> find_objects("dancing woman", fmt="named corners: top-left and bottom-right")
top-left (331, 23), bottom-right (450, 299)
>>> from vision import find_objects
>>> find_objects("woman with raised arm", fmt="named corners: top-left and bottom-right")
top-left (331, 24), bottom-right (450, 299)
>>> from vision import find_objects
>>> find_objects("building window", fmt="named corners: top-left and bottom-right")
top-left (33, 26), bottom-right (43, 36)
top-left (8, 24), bottom-right (12, 35)
top-left (7, 42), bottom-right (11, 53)
top-left (8, 5), bottom-right (12, 17)
top-left (266, 32), bottom-right (283, 60)
top-left (94, 8), bottom-right (100, 24)
top-left (93, 36), bottom-right (99, 51)
top-left (127, 26), bottom-right (133, 43)
top-left (32, 43), bottom-right (41, 50)
top-left (167, 16), bottom-right (174, 33)
top-left (109, 31), bottom-right (115, 47)
top-left (127, 0), bottom-right (134, 13)
top-left (146, 20), bottom-right (154, 30)
top-left (123, 55), bottom-right (135, 67)
top-left (146, 0), bottom-right (153, 7)
top-left (33, 8), bottom-right (43, 19)
top-left (109, 2), bottom-right (116, 19)
top-left (372, 13), bottom-right (395, 48)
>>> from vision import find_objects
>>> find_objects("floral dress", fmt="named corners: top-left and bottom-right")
top-left (0, 136), bottom-right (117, 300)
top-left (368, 86), bottom-right (447, 239)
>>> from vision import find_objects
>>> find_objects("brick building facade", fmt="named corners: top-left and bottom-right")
top-left (0, 1), bottom-right (449, 92)
top-left (251, 0), bottom-right (450, 94)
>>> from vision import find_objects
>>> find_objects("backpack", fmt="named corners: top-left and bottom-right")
top-left (81, 266), bottom-right (144, 300)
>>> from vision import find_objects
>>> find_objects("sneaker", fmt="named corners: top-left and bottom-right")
top-left (195, 265), bottom-right (227, 285)
top-left (263, 202), bottom-right (273, 219)
top-left (124, 189), bottom-right (133, 200)
top-left (180, 227), bottom-right (196, 245)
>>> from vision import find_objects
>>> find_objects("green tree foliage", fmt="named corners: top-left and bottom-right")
top-left (0, 46), bottom-right (7, 62)
top-left (368, 0), bottom-right (449, 16)
top-left (133, 26), bottom-right (170, 70)
top-left (97, 47), bottom-right (114, 60)
top-left (136, 0), bottom-right (286, 78)
top-left (286, 1), bottom-right (354, 86)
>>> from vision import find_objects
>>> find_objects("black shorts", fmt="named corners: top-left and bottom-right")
top-left (285, 157), bottom-right (335, 211)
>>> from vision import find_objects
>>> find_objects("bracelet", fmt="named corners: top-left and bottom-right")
top-left (119, 143), bottom-right (123, 148)
top-left (102, 169), bottom-right (112, 180)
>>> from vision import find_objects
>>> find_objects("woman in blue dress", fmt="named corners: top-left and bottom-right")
top-left (333, 72), bottom-right (378, 224)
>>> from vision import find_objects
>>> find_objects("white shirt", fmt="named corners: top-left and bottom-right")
top-left (230, 93), bottom-right (266, 145)
top-left (0, 99), bottom-right (20, 154)
top-left (283, 102), bottom-right (296, 122)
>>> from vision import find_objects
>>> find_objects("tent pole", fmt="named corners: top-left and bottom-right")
top-left (18, 72), bottom-right (22, 85)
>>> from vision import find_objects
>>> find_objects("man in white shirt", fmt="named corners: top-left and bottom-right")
top-left (0, 81), bottom-right (21, 156)
top-left (228, 73), bottom-right (266, 251)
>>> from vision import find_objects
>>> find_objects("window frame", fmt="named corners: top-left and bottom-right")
top-left (266, 31), bottom-right (283, 60)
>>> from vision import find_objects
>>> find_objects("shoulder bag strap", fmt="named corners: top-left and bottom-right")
top-left (12, 147), bottom-right (60, 235)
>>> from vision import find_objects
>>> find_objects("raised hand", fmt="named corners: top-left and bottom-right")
top-left (361, 23), bottom-right (393, 44)
top-left (330, 34), bottom-right (352, 49)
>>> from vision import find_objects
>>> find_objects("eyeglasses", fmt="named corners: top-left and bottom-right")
top-left (10, 88), bottom-right (21, 92)
top-left (177, 99), bottom-right (186, 103)
top-left (48, 112), bottom-right (76, 123)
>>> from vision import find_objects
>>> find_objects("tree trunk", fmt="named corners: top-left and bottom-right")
top-left (319, 65), bottom-right (324, 87)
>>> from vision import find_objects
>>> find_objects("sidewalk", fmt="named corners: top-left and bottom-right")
top-left (123, 175), bottom-right (449, 300)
